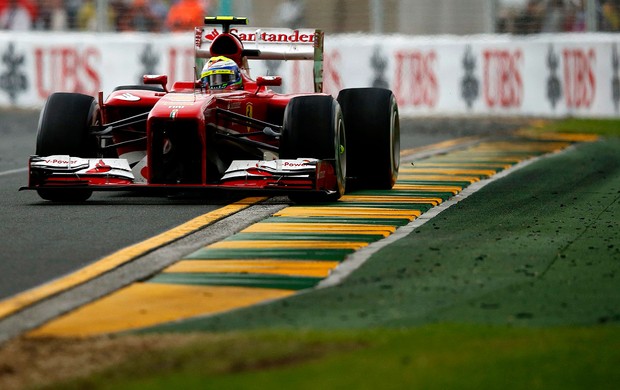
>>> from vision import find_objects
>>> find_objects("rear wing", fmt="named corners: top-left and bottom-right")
top-left (195, 16), bottom-right (324, 93)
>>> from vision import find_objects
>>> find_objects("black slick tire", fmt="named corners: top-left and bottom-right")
top-left (35, 92), bottom-right (99, 202)
top-left (337, 88), bottom-right (400, 189)
top-left (280, 95), bottom-right (346, 202)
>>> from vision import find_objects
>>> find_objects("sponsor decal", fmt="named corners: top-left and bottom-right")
top-left (546, 45), bottom-right (562, 109)
top-left (44, 157), bottom-right (82, 166)
top-left (563, 48), bottom-right (596, 109)
top-left (224, 159), bottom-right (317, 174)
top-left (282, 160), bottom-right (313, 167)
top-left (461, 45), bottom-right (479, 109)
top-left (204, 28), bottom-right (315, 44)
top-left (86, 160), bottom-right (112, 174)
top-left (483, 49), bottom-right (523, 108)
top-left (394, 50), bottom-right (438, 108)
top-left (117, 93), bottom-right (140, 101)
top-left (32, 157), bottom-right (133, 181)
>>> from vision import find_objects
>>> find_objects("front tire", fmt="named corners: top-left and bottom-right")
top-left (35, 92), bottom-right (99, 202)
top-left (338, 88), bottom-right (400, 190)
top-left (280, 95), bottom-right (346, 202)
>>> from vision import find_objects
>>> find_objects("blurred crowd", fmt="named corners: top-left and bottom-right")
top-left (497, 0), bottom-right (620, 33)
top-left (0, 0), bottom-right (305, 32)
top-left (2, 0), bottom-right (619, 34)
top-left (0, 0), bottom-right (212, 32)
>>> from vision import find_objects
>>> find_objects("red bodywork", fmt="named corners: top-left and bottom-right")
top-left (27, 18), bottom-right (338, 196)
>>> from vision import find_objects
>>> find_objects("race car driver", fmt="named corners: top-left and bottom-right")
top-left (200, 56), bottom-right (243, 90)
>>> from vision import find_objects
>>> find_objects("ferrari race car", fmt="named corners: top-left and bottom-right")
top-left (24, 16), bottom-right (400, 202)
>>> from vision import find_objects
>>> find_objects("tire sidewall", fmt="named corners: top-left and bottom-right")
top-left (338, 87), bottom-right (400, 189)
top-left (36, 92), bottom-right (99, 157)
top-left (281, 95), bottom-right (346, 200)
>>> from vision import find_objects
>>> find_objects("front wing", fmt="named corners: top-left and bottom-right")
top-left (22, 155), bottom-right (339, 195)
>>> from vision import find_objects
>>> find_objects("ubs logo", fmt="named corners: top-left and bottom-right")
top-left (482, 49), bottom-right (523, 108)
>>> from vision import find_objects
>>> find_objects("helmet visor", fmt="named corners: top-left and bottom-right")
top-left (202, 69), bottom-right (238, 89)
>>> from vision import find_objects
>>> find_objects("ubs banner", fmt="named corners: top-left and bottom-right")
top-left (1, 31), bottom-right (619, 118)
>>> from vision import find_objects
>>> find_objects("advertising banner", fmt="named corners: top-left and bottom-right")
top-left (1, 31), bottom-right (619, 117)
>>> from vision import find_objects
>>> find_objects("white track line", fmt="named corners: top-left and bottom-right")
top-left (0, 167), bottom-right (27, 177)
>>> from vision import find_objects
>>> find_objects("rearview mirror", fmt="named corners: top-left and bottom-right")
top-left (143, 74), bottom-right (169, 92)
top-left (256, 76), bottom-right (282, 87)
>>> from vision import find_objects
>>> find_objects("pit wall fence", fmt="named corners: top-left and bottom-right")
top-left (1, 31), bottom-right (619, 118)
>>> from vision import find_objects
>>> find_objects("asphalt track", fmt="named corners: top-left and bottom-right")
top-left (0, 108), bottom-right (532, 340)
top-left (26, 130), bottom-right (605, 337)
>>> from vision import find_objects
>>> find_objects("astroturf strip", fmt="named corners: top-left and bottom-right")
top-left (413, 161), bottom-right (511, 168)
top-left (351, 189), bottom-right (459, 200)
top-left (185, 247), bottom-right (355, 261)
top-left (148, 273), bottom-right (321, 290)
top-left (395, 181), bottom-right (474, 187)
top-left (226, 232), bottom-right (386, 243)
top-left (410, 165), bottom-right (506, 173)
top-left (319, 202), bottom-right (435, 211)
top-left (260, 217), bottom-right (412, 226)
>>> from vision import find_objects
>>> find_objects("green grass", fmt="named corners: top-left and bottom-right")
top-left (533, 117), bottom-right (620, 136)
top-left (48, 325), bottom-right (620, 390)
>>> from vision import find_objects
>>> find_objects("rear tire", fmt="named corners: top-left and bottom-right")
top-left (35, 92), bottom-right (99, 202)
top-left (337, 88), bottom-right (400, 189)
top-left (280, 95), bottom-right (346, 202)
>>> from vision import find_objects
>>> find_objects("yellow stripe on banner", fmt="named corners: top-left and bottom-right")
top-left (28, 283), bottom-right (293, 338)
top-left (0, 197), bottom-right (267, 320)
top-left (164, 260), bottom-right (340, 278)
top-left (243, 223), bottom-right (396, 236)
top-left (274, 207), bottom-right (421, 220)
top-left (207, 240), bottom-right (369, 250)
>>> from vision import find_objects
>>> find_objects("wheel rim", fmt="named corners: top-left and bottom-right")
top-left (335, 108), bottom-right (346, 195)
top-left (390, 99), bottom-right (400, 184)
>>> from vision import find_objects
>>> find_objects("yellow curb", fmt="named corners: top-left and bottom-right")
top-left (28, 283), bottom-right (292, 338)
top-left (0, 197), bottom-right (266, 320)
top-left (164, 259), bottom-right (340, 278)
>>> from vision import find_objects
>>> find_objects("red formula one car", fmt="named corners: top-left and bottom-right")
top-left (23, 17), bottom-right (400, 202)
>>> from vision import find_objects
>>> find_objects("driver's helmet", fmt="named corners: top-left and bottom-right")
top-left (200, 56), bottom-right (242, 90)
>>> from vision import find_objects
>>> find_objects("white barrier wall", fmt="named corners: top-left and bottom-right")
top-left (1, 31), bottom-right (619, 117)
